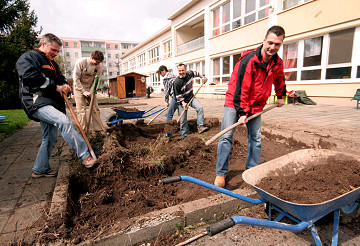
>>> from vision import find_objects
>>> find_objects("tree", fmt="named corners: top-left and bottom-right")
top-left (0, 0), bottom-right (40, 109)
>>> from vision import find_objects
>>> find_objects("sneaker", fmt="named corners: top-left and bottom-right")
top-left (198, 126), bottom-right (208, 134)
top-left (214, 175), bottom-right (225, 188)
top-left (82, 156), bottom-right (97, 168)
top-left (31, 170), bottom-right (58, 178)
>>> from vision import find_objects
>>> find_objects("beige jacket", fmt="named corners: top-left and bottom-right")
top-left (73, 57), bottom-right (102, 93)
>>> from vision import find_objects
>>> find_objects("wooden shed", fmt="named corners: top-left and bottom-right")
top-left (109, 72), bottom-right (148, 99)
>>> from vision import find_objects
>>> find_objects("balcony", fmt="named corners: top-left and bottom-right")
top-left (177, 36), bottom-right (204, 56)
top-left (81, 46), bottom-right (105, 53)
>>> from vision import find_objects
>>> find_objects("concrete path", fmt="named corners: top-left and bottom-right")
top-left (0, 94), bottom-right (359, 244)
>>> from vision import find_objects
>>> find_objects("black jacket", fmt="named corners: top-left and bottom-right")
top-left (16, 49), bottom-right (68, 121)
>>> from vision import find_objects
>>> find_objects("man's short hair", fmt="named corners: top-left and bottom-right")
top-left (91, 50), bottom-right (104, 61)
top-left (38, 33), bottom-right (62, 47)
top-left (177, 63), bottom-right (186, 68)
top-left (157, 65), bottom-right (168, 73)
top-left (265, 25), bottom-right (285, 39)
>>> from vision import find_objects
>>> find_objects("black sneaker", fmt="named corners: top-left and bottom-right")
top-left (31, 170), bottom-right (58, 178)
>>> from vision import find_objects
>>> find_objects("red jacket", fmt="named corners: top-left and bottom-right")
top-left (224, 45), bottom-right (286, 116)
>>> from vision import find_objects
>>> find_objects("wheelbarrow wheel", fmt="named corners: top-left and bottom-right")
top-left (106, 113), bottom-right (122, 127)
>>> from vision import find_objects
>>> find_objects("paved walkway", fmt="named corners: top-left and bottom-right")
top-left (0, 95), bottom-right (359, 244)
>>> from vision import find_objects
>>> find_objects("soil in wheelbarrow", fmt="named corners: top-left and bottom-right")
top-left (35, 118), bottom-right (310, 244)
top-left (257, 156), bottom-right (360, 204)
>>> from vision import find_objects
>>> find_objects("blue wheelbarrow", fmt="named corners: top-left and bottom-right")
top-left (162, 149), bottom-right (360, 245)
top-left (106, 105), bottom-right (165, 127)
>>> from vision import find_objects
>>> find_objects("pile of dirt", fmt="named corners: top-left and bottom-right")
top-left (257, 156), bottom-right (360, 204)
top-left (36, 118), bottom-right (309, 244)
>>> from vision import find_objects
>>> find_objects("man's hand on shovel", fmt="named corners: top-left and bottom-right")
top-left (56, 84), bottom-right (71, 97)
top-left (205, 103), bottom-right (279, 146)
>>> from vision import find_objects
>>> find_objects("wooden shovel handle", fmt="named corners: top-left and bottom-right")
top-left (63, 95), bottom-right (97, 160)
top-left (205, 104), bottom-right (278, 146)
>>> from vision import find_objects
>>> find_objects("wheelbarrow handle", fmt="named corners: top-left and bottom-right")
top-left (161, 176), bottom-right (182, 184)
top-left (207, 218), bottom-right (235, 236)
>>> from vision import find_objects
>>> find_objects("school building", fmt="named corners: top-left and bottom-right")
top-left (120, 0), bottom-right (360, 104)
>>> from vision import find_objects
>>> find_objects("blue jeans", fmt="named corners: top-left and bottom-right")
top-left (165, 97), bottom-right (179, 123)
top-left (32, 105), bottom-right (90, 174)
top-left (216, 106), bottom-right (262, 176)
top-left (177, 97), bottom-right (205, 138)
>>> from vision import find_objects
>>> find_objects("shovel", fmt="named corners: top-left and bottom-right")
top-left (85, 76), bottom-right (99, 134)
top-left (177, 78), bottom-right (207, 123)
top-left (205, 103), bottom-right (278, 146)
top-left (63, 94), bottom-right (97, 160)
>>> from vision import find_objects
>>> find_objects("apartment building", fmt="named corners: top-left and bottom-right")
top-left (60, 37), bottom-right (138, 87)
top-left (121, 0), bottom-right (360, 101)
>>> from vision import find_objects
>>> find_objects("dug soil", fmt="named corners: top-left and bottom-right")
top-left (37, 117), bottom-right (312, 244)
top-left (257, 156), bottom-right (360, 204)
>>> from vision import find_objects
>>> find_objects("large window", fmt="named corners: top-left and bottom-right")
top-left (137, 53), bottom-right (146, 67)
top-left (148, 46), bottom-right (160, 64)
top-left (326, 28), bottom-right (354, 79)
top-left (212, 53), bottom-right (241, 84)
top-left (151, 73), bottom-right (161, 87)
top-left (163, 40), bottom-right (172, 58)
top-left (283, 41), bottom-right (298, 81)
top-left (123, 62), bottom-right (128, 73)
top-left (283, 0), bottom-right (311, 10)
top-left (129, 58), bottom-right (136, 70)
top-left (213, 0), bottom-right (271, 37)
top-left (187, 61), bottom-right (205, 84)
top-left (282, 27), bottom-right (358, 82)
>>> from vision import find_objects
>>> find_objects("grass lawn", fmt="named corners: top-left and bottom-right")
top-left (0, 109), bottom-right (30, 142)
top-left (98, 98), bottom-right (118, 101)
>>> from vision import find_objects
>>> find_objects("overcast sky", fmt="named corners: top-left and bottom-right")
top-left (28, 0), bottom-right (189, 42)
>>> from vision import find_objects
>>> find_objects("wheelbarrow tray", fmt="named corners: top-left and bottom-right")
top-left (242, 149), bottom-right (360, 222)
top-left (113, 109), bottom-right (147, 119)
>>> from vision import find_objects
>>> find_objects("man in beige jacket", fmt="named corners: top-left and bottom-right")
top-left (73, 50), bottom-right (104, 131)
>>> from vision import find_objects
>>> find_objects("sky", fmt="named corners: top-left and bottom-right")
top-left (28, 0), bottom-right (189, 42)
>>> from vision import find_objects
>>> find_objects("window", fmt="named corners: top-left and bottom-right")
top-left (281, 27), bottom-right (357, 82)
top-left (109, 72), bottom-right (113, 76)
top-left (107, 44), bottom-right (110, 49)
top-left (66, 52), bottom-right (70, 57)
top-left (82, 42), bottom-right (89, 47)
top-left (108, 62), bottom-right (112, 67)
top-left (64, 42), bottom-right (69, 47)
top-left (151, 73), bottom-right (161, 86)
top-left (108, 53), bottom-right (111, 59)
top-left (326, 28), bottom-right (354, 79)
top-left (75, 52), bottom-right (79, 58)
top-left (115, 45), bottom-right (119, 49)
top-left (138, 53), bottom-right (146, 67)
top-left (74, 43), bottom-right (78, 48)
top-left (163, 40), bottom-right (172, 58)
top-left (123, 62), bottom-right (128, 73)
top-left (148, 46), bottom-right (160, 64)
top-left (96, 43), bottom-right (102, 48)
top-left (129, 58), bottom-right (136, 70)
top-left (187, 61), bottom-right (205, 84)
top-left (213, 0), bottom-right (271, 37)
top-left (283, 0), bottom-right (311, 10)
top-left (283, 41), bottom-right (298, 81)
top-left (213, 2), bottom-right (230, 36)
top-left (212, 54), bottom-right (241, 84)
top-left (115, 54), bottom-right (119, 59)
top-left (122, 44), bottom-right (129, 49)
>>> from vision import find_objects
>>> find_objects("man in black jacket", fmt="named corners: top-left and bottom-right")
top-left (17, 33), bottom-right (97, 178)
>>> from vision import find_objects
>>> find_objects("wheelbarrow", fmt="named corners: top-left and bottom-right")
top-left (106, 105), bottom-right (166, 126)
top-left (162, 149), bottom-right (360, 245)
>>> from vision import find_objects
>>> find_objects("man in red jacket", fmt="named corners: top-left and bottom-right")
top-left (214, 26), bottom-right (287, 188)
